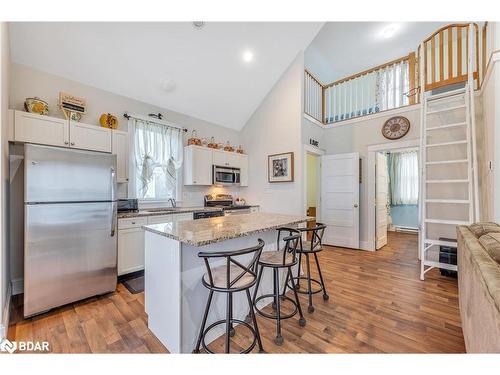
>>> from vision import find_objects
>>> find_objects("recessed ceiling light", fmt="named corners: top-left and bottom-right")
top-left (242, 50), bottom-right (254, 63)
top-left (381, 24), bottom-right (399, 39)
top-left (193, 21), bottom-right (205, 29)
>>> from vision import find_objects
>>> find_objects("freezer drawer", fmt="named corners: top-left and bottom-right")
top-left (24, 202), bottom-right (117, 317)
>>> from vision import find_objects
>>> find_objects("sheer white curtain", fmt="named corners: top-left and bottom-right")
top-left (131, 119), bottom-right (183, 200)
top-left (388, 151), bottom-right (418, 205)
top-left (376, 61), bottom-right (409, 112)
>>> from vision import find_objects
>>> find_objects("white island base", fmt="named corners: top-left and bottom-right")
top-left (143, 213), bottom-right (308, 353)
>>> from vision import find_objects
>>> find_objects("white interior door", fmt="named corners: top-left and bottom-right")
top-left (376, 152), bottom-right (388, 249)
top-left (321, 153), bottom-right (359, 248)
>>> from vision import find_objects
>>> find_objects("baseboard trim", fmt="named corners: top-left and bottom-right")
top-left (0, 282), bottom-right (12, 340)
top-left (11, 278), bottom-right (23, 296)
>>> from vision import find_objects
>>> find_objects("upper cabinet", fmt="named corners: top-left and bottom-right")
top-left (12, 110), bottom-right (119, 154)
top-left (184, 145), bottom-right (213, 185)
top-left (213, 149), bottom-right (241, 168)
top-left (14, 111), bottom-right (69, 147)
top-left (69, 120), bottom-right (112, 153)
top-left (184, 145), bottom-right (249, 186)
top-left (112, 130), bottom-right (129, 183)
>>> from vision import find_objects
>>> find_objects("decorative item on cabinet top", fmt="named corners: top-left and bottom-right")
top-left (59, 92), bottom-right (86, 122)
top-left (223, 141), bottom-right (234, 152)
top-left (100, 113), bottom-right (119, 129)
top-left (24, 97), bottom-right (49, 115)
top-left (188, 129), bottom-right (202, 146)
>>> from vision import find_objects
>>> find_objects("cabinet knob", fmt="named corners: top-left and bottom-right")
top-left (70, 142), bottom-right (75, 146)
top-left (194, 181), bottom-right (197, 184)
top-left (64, 141), bottom-right (69, 145)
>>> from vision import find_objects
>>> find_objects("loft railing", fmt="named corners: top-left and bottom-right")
top-left (420, 23), bottom-right (479, 91)
top-left (305, 22), bottom-right (484, 126)
top-left (304, 69), bottom-right (324, 123)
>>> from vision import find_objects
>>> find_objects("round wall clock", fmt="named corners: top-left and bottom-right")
top-left (382, 116), bottom-right (410, 140)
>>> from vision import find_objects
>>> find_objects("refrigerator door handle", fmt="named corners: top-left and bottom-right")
top-left (110, 201), bottom-right (117, 237)
top-left (110, 167), bottom-right (116, 202)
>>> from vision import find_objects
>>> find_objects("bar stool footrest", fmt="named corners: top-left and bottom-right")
top-left (254, 294), bottom-right (299, 320)
top-left (201, 318), bottom-right (257, 354)
top-left (287, 276), bottom-right (324, 295)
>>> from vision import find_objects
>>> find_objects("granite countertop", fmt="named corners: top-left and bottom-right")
top-left (118, 206), bottom-right (222, 219)
top-left (142, 212), bottom-right (311, 247)
top-left (118, 205), bottom-right (260, 219)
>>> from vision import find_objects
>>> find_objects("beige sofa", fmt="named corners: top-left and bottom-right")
top-left (457, 223), bottom-right (500, 353)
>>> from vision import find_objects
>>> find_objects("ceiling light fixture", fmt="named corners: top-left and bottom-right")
top-left (242, 49), bottom-right (254, 63)
top-left (192, 21), bottom-right (205, 29)
top-left (381, 24), bottom-right (399, 39)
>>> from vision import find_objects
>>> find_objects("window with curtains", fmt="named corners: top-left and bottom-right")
top-left (387, 151), bottom-right (419, 206)
top-left (130, 119), bottom-right (183, 201)
top-left (324, 59), bottom-right (409, 124)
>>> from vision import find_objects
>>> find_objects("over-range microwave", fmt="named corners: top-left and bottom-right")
top-left (213, 165), bottom-right (241, 186)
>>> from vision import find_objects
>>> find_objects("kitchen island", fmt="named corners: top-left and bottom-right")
top-left (142, 212), bottom-right (310, 353)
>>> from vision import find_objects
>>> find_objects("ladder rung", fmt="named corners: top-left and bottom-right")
top-left (423, 260), bottom-right (457, 271)
top-left (425, 219), bottom-right (470, 225)
top-left (424, 239), bottom-right (458, 247)
top-left (426, 159), bottom-right (468, 165)
top-left (426, 179), bottom-right (469, 184)
top-left (426, 122), bottom-right (467, 131)
top-left (426, 87), bottom-right (466, 101)
top-left (427, 94), bottom-right (465, 105)
top-left (427, 105), bottom-right (466, 114)
top-left (426, 140), bottom-right (467, 148)
top-left (425, 199), bottom-right (470, 204)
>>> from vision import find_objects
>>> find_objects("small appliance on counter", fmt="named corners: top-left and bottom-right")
top-left (118, 198), bottom-right (139, 213)
top-left (193, 210), bottom-right (224, 220)
top-left (204, 194), bottom-right (252, 215)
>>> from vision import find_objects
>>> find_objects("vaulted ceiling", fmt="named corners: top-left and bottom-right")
top-left (305, 22), bottom-right (448, 84)
top-left (9, 22), bottom-right (323, 130)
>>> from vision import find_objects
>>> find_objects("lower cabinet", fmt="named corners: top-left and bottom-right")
top-left (117, 212), bottom-right (194, 276)
top-left (118, 227), bottom-right (145, 276)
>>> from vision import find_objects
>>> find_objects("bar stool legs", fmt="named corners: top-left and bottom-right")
top-left (253, 265), bottom-right (306, 346)
top-left (314, 253), bottom-right (329, 301)
top-left (194, 290), bottom-right (214, 353)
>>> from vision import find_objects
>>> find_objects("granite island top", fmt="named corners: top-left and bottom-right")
top-left (142, 212), bottom-right (312, 246)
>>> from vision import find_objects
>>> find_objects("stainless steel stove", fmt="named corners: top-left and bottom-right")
top-left (204, 194), bottom-right (252, 215)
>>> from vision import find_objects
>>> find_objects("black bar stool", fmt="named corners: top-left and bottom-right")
top-left (251, 228), bottom-right (306, 345)
top-left (194, 239), bottom-right (265, 354)
top-left (288, 223), bottom-right (329, 313)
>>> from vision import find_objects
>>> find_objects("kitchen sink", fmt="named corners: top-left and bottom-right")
top-left (145, 207), bottom-right (184, 213)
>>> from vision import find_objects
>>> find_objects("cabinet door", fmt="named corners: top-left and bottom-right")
top-left (69, 120), bottom-right (112, 152)
top-left (14, 111), bottom-right (69, 147)
top-left (118, 227), bottom-right (145, 276)
top-left (184, 146), bottom-right (213, 185)
top-left (239, 154), bottom-right (249, 186)
top-left (212, 150), bottom-right (227, 167)
top-left (112, 130), bottom-right (129, 183)
top-left (226, 152), bottom-right (241, 168)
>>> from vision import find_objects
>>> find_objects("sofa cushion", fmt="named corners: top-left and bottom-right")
top-left (479, 233), bottom-right (500, 264)
top-left (468, 222), bottom-right (500, 238)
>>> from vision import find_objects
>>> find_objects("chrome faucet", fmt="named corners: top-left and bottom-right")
top-left (168, 198), bottom-right (177, 208)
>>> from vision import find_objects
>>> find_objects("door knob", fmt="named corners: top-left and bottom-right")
top-left (354, 204), bottom-right (359, 208)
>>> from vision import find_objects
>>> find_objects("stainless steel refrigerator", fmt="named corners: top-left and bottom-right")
top-left (24, 144), bottom-right (118, 317)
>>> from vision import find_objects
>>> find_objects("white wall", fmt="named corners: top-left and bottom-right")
top-left (322, 106), bottom-right (421, 247)
top-left (240, 53), bottom-right (304, 214)
top-left (0, 22), bottom-right (11, 339)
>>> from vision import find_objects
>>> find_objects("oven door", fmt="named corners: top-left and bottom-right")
top-left (213, 166), bottom-right (240, 186)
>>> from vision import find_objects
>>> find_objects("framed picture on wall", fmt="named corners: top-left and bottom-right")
top-left (268, 152), bottom-right (294, 183)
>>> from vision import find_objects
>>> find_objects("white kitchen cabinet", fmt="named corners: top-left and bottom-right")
top-left (213, 149), bottom-right (241, 168)
top-left (172, 212), bottom-right (193, 222)
top-left (69, 120), bottom-right (112, 152)
top-left (112, 130), bottom-right (129, 183)
top-left (250, 206), bottom-right (259, 213)
top-left (14, 111), bottom-right (69, 147)
top-left (239, 154), bottom-right (249, 186)
top-left (118, 228), bottom-right (145, 276)
top-left (184, 145), bottom-right (213, 185)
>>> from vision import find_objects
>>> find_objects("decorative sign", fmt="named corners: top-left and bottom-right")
top-left (309, 138), bottom-right (319, 147)
top-left (268, 152), bottom-right (294, 183)
top-left (59, 92), bottom-right (86, 114)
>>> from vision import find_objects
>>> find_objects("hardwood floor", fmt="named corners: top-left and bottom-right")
top-left (7, 232), bottom-right (465, 353)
